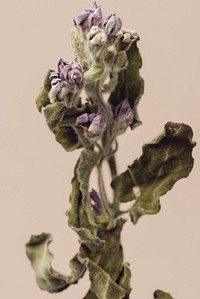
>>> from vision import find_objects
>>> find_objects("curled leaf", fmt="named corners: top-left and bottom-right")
top-left (36, 70), bottom-right (52, 112)
top-left (73, 227), bottom-right (105, 252)
top-left (42, 102), bottom-right (97, 151)
top-left (154, 289), bottom-right (174, 299)
top-left (80, 258), bottom-right (126, 299)
top-left (116, 264), bottom-right (132, 298)
top-left (108, 40), bottom-right (144, 129)
top-left (68, 149), bottom-right (103, 250)
top-left (111, 122), bottom-right (195, 223)
top-left (79, 218), bottom-right (129, 299)
top-left (25, 233), bottom-right (86, 292)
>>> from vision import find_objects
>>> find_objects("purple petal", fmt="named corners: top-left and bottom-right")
top-left (88, 107), bottom-right (106, 136)
top-left (49, 71), bottom-right (60, 81)
top-left (89, 188), bottom-right (102, 214)
top-left (115, 98), bottom-right (134, 126)
top-left (103, 14), bottom-right (122, 37)
top-left (73, 2), bottom-right (102, 29)
top-left (68, 69), bottom-right (83, 85)
top-left (76, 113), bottom-right (90, 125)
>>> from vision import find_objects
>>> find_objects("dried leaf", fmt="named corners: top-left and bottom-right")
top-left (35, 70), bottom-right (52, 112)
top-left (111, 122), bottom-right (195, 223)
top-left (25, 233), bottom-right (86, 292)
top-left (42, 102), bottom-right (96, 151)
top-left (108, 40), bottom-right (144, 129)
top-left (154, 289), bottom-right (174, 299)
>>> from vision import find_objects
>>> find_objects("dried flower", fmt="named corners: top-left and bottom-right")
top-left (103, 14), bottom-right (122, 37)
top-left (73, 2), bottom-right (102, 30)
top-left (89, 188), bottom-right (102, 214)
top-left (114, 99), bottom-right (134, 133)
top-left (49, 59), bottom-right (83, 102)
top-left (76, 107), bottom-right (106, 137)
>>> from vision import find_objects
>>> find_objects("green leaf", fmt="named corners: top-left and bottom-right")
top-left (25, 233), bottom-right (86, 293)
top-left (68, 149), bottom-right (103, 250)
top-left (54, 126), bottom-right (80, 151)
top-left (111, 122), bottom-right (195, 223)
top-left (76, 149), bottom-right (99, 230)
top-left (70, 27), bottom-right (89, 70)
top-left (116, 265), bottom-right (132, 299)
top-left (83, 289), bottom-right (98, 299)
top-left (73, 227), bottom-right (105, 252)
top-left (35, 70), bottom-right (52, 112)
top-left (108, 40), bottom-right (144, 129)
top-left (154, 290), bottom-right (174, 299)
top-left (79, 218), bottom-right (129, 299)
top-left (42, 102), bottom-right (96, 151)
top-left (95, 217), bottom-right (126, 281)
top-left (81, 258), bottom-right (126, 299)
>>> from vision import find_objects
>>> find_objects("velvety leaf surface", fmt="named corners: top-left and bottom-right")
top-left (25, 233), bottom-right (86, 292)
top-left (42, 102), bottom-right (96, 151)
top-left (35, 70), bottom-right (52, 112)
top-left (84, 65), bottom-right (104, 82)
top-left (154, 290), bottom-right (174, 299)
top-left (68, 149), bottom-right (101, 249)
top-left (73, 227), bottom-right (105, 252)
top-left (96, 217), bottom-right (125, 281)
top-left (83, 289), bottom-right (98, 299)
top-left (79, 218), bottom-right (129, 299)
top-left (116, 265), bottom-right (132, 299)
top-left (111, 122), bottom-right (195, 223)
top-left (81, 258), bottom-right (126, 299)
top-left (108, 40), bottom-right (144, 129)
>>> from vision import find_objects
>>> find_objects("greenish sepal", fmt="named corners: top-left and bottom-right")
top-left (84, 65), bottom-right (104, 82)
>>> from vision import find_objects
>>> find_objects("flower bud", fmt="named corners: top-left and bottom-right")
top-left (89, 188), bottom-right (103, 215)
top-left (88, 107), bottom-right (106, 136)
top-left (103, 14), bottom-right (122, 37)
top-left (87, 26), bottom-right (107, 46)
top-left (114, 99), bottom-right (134, 134)
top-left (73, 2), bottom-right (102, 30)
top-left (49, 59), bottom-right (83, 102)
top-left (76, 107), bottom-right (106, 137)
top-left (115, 28), bottom-right (139, 51)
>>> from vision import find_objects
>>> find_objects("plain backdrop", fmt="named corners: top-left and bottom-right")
top-left (1, 1), bottom-right (200, 298)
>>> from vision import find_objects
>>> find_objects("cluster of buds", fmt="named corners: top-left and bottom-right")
top-left (49, 59), bottom-right (83, 103)
top-left (71, 2), bottom-right (138, 70)
top-left (44, 1), bottom-right (138, 150)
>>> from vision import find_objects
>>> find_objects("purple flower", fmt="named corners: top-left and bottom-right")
top-left (76, 107), bottom-right (106, 137)
top-left (73, 2), bottom-right (102, 30)
top-left (49, 59), bottom-right (83, 102)
top-left (89, 188), bottom-right (102, 214)
top-left (103, 14), bottom-right (122, 37)
top-left (114, 99), bottom-right (134, 133)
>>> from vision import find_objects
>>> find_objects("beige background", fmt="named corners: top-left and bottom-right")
top-left (1, 0), bottom-right (200, 298)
